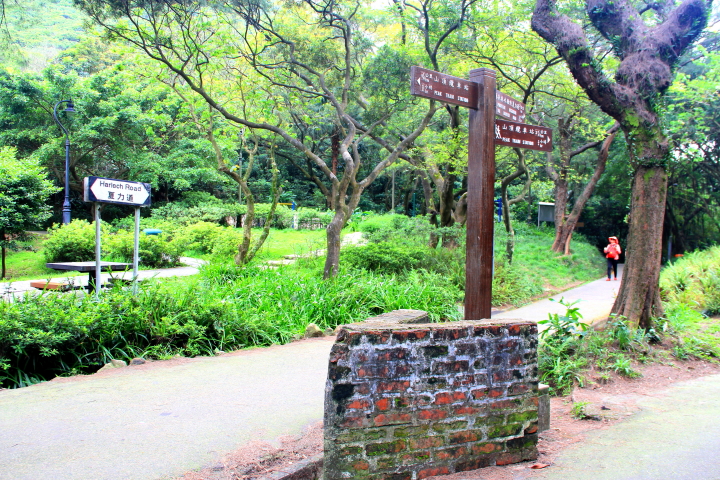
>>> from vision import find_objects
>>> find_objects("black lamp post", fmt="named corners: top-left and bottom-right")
top-left (53, 100), bottom-right (75, 224)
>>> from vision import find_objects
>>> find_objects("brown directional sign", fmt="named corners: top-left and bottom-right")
top-left (494, 119), bottom-right (552, 152)
top-left (410, 66), bottom-right (478, 109)
top-left (495, 91), bottom-right (526, 123)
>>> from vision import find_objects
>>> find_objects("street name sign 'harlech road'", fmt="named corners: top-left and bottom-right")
top-left (84, 176), bottom-right (152, 207)
top-left (410, 66), bottom-right (552, 320)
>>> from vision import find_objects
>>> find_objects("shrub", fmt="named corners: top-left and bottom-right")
top-left (43, 220), bottom-right (101, 262)
top-left (103, 230), bottom-right (183, 268)
top-left (342, 242), bottom-right (428, 274)
top-left (175, 222), bottom-right (225, 254)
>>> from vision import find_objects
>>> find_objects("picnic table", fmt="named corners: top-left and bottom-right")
top-left (45, 261), bottom-right (132, 292)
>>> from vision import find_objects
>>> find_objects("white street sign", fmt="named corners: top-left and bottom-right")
top-left (84, 176), bottom-right (151, 207)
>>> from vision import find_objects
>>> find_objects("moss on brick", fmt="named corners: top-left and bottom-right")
top-left (488, 423), bottom-right (522, 439)
top-left (366, 439), bottom-right (406, 456)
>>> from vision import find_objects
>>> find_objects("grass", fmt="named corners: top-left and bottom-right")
top-left (251, 228), bottom-right (327, 260)
top-left (496, 224), bottom-right (605, 292)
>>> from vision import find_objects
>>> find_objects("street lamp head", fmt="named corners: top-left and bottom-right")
top-left (64, 100), bottom-right (75, 113)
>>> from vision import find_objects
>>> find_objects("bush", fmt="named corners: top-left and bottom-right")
top-left (342, 242), bottom-right (428, 274)
top-left (359, 214), bottom-right (432, 244)
top-left (43, 220), bottom-right (101, 262)
top-left (103, 230), bottom-right (183, 268)
top-left (175, 222), bottom-right (225, 254)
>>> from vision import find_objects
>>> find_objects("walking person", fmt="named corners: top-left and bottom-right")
top-left (604, 236), bottom-right (621, 281)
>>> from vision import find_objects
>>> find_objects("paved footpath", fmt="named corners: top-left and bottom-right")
top-left (2, 265), bottom-right (720, 480)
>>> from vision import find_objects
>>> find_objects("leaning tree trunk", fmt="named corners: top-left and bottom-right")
top-left (611, 165), bottom-right (668, 329)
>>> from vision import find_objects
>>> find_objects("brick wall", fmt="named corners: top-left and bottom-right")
top-left (323, 310), bottom-right (538, 480)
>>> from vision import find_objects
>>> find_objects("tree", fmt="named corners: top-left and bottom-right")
top-left (76, 0), bottom-right (439, 278)
top-left (0, 146), bottom-right (58, 278)
top-left (532, 0), bottom-right (713, 328)
top-left (547, 106), bottom-right (619, 254)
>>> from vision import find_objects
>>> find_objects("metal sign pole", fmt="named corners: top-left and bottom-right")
top-left (465, 68), bottom-right (497, 320)
top-left (94, 202), bottom-right (102, 300)
top-left (133, 207), bottom-right (140, 295)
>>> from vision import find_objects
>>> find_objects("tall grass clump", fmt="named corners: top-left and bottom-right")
top-left (0, 262), bottom-right (461, 389)
top-left (660, 246), bottom-right (720, 316)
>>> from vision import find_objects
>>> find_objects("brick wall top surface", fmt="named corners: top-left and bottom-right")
top-left (337, 319), bottom-right (536, 343)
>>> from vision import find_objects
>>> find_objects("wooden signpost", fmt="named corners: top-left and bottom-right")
top-left (411, 66), bottom-right (552, 320)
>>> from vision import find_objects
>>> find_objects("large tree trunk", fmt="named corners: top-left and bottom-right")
top-left (612, 165), bottom-right (668, 328)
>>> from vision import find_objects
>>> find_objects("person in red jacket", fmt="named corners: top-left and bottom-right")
top-left (604, 236), bottom-right (621, 281)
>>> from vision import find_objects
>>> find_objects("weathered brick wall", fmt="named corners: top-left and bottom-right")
top-left (324, 310), bottom-right (538, 480)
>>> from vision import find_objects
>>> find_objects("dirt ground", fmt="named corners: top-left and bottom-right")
top-left (174, 358), bottom-right (720, 480)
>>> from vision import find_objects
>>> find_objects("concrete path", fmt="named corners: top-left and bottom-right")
top-left (493, 264), bottom-right (623, 327)
top-left (534, 373), bottom-right (720, 480)
top-left (0, 338), bottom-right (335, 480)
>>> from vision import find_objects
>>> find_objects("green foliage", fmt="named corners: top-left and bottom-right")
top-left (0, 262), bottom-right (461, 388)
top-left (660, 246), bottom-right (720, 316)
top-left (0, 147), bottom-right (58, 251)
top-left (103, 229), bottom-right (182, 268)
top-left (43, 220), bottom-right (98, 262)
top-left (342, 242), bottom-right (428, 275)
top-left (43, 219), bottom-right (181, 268)
top-left (538, 298), bottom-right (588, 340)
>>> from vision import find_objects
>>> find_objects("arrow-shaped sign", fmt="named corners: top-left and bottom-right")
top-left (83, 176), bottom-right (151, 207)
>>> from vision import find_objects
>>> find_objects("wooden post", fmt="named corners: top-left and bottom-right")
top-left (465, 68), bottom-right (496, 320)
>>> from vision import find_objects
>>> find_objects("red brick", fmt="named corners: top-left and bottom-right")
top-left (352, 460), bottom-right (370, 470)
top-left (340, 416), bottom-right (366, 428)
top-left (376, 398), bottom-right (391, 411)
top-left (374, 413), bottom-right (412, 426)
top-left (472, 388), bottom-right (488, 399)
top-left (346, 399), bottom-right (371, 410)
top-left (432, 360), bottom-right (470, 374)
top-left (525, 425), bottom-right (538, 434)
top-left (409, 436), bottom-right (444, 449)
top-left (508, 384), bottom-right (529, 396)
top-left (451, 375), bottom-right (475, 387)
top-left (355, 383), bottom-right (371, 395)
top-left (436, 446), bottom-right (468, 460)
top-left (418, 408), bottom-right (449, 421)
top-left (489, 388), bottom-right (505, 398)
top-left (472, 442), bottom-right (502, 454)
top-left (434, 392), bottom-right (453, 405)
top-left (329, 344), bottom-right (349, 363)
top-left (433, 328), bottom-right (467, 340)
top-left (489, 399), bottom-right (517, 410)
top-left (376, 348), bottom-right (408, 361)
top-left (449, 430), bottom-right (480, 444)
top-left (493, 371), bottom-right (511, 382)
top-left (454, 405), bottom-right (481, 415)
top-left (357, 365), bottom-right (390, 378)
top-left (395, 364), bottom-right (412, 376)
top-left (377, 381), bottom-right (410, 393)
top-left (509, 354), bottom-right (524, 366)
top-left (496, 451), bottom-right (523, 465)
top-left (417, 466), bottom-right (450, 479)
top-left (392, 330), bottom-right (428, 342)
top-left (508, 325), bottom-right (526, 335)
